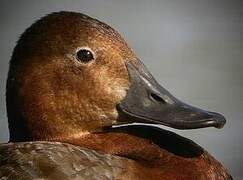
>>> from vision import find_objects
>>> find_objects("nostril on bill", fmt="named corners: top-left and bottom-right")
top-left (150, 93), bottom-right (166, 104)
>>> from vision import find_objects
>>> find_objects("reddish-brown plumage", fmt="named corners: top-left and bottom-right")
top-left (58, 126), bottom-right (230, 180)
top-left (1, 11), bottom-right (231, 179)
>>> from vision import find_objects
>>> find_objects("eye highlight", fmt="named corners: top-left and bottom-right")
top-left (76, 49), bottom-right (94, 63)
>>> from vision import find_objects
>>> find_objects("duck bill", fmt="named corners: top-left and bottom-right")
top-left (117, 60), bottom-right (226, 129)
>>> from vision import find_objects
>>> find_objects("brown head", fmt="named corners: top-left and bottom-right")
top-left (6, 11), bottom-right (226, 142)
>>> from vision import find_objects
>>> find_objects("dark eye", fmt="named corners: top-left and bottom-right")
top-left (76, 49), bottom-right (94, 63)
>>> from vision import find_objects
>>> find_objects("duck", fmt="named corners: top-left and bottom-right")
top-left (0, 11), bottom-right (232, 179)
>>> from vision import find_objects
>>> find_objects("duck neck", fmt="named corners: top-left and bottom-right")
top-left (53, 125), bottom-right (203, 165)
top-left (61, 130), bottom-right (163, 165)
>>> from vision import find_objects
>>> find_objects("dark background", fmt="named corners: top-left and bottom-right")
top-left (0, 0), bottom-right (242, 179)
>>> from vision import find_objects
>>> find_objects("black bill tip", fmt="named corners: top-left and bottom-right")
top-left (205, 112), bottom-right (226, 129)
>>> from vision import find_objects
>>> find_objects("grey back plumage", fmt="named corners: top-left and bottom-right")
top-left (0, 141), bottom-right (128, 180)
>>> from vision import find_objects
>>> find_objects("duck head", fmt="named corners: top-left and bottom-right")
top-left (6, 12), bottom-right (226, 142)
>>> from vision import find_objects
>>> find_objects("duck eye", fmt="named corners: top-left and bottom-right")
top-left (76, 49), bottom-right (94, 63)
